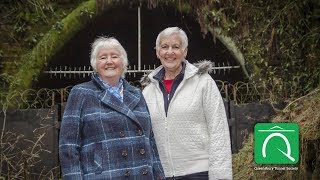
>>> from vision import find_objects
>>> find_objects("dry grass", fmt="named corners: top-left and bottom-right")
top-left (0, 108), bottom-right (60, 179)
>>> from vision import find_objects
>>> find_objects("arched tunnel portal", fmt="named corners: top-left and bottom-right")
top-left (34, 3), bottom-right (245, 89)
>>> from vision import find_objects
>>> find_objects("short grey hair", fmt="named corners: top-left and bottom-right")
top-left (155, 27), bottom-right (188, 51)
top-left (90, 36), bottom-right (128, 78)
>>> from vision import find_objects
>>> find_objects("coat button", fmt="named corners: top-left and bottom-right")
top-left (122, 149), bottom-right (128, 157)
top-left (119, 131), bottom-right (125, 138)
top-left (139, 148), bottom-right (145, 155)
top-left (125, 170), bottom-right (130, 177)
top-left (137, 129), bottom-right (143, 136)
top-left (142, 169), bottom-right (148, 175)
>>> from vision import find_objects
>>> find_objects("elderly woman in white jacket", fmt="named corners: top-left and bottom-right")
top-left (141, 27), bottom-right (233, 180)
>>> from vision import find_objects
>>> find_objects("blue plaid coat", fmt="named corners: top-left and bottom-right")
top-left (59, 74), bottom-right (165, 180)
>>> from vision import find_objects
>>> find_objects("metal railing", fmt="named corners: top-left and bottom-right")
top-left (43, 63), bottom-right (240, 79)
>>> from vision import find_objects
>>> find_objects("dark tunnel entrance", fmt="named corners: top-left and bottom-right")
top-left (34, 4), bottom-right (244, 89)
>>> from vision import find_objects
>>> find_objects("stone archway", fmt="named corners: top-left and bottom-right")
top-left (9, 0), bottom-right (248, 93)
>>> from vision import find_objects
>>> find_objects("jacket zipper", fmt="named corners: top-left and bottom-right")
top-left (159, 78), bottom-right (179, 177)
top-left (162, 83), bottom-right (175, 177)
top-left (165, 113), bottom-right (175, 177)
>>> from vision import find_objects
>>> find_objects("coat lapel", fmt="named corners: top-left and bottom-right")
top-left (96, 78), bottom-right (141, 126)
top-left (122, 81), bottom-right (141, 111)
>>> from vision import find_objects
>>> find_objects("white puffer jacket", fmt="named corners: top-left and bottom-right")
top-left (142, 60), bottom-right (232, 179)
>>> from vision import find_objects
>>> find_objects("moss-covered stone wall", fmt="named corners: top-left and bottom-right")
top-left (7, 0), bottom-right (97, 93)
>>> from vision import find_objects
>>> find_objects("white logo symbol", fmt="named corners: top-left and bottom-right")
top-left (258, 126), bottom-right (295, 162)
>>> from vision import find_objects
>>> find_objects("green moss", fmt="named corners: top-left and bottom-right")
top-left (8, 0), bottom-right (98, 94)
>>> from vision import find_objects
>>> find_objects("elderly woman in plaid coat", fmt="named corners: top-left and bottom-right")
top-left (59, 37), bottom-right (165, 180)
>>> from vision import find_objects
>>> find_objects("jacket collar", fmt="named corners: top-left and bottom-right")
top-left (92, 74), bottom-right (141, 125)
top-left (152, 61), bottom-right (186, 81)
top-left (141, 60), bottom-right (202, 86)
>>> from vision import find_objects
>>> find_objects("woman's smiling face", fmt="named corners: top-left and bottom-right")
top-left (156, 33), bottom-right (187, 72)
top-left (96, 48), bottom-right (124, 84)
